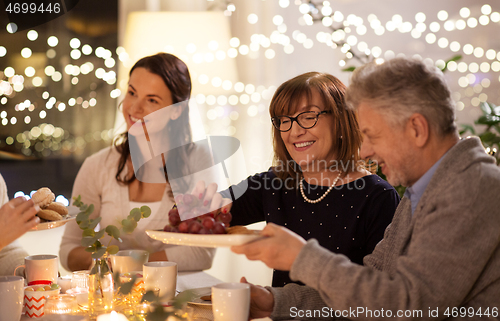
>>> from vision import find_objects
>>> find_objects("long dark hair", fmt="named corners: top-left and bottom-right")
top-left (114, 53), bottom-right (193, 192)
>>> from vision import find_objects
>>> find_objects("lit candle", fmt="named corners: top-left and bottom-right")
top-left (96, 311), bottom-right (129, 321)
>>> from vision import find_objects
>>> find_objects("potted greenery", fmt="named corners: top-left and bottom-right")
top-left (460, 101), bottom-right (500, 165)
top-left (72, 196), bottom-right (151, 317)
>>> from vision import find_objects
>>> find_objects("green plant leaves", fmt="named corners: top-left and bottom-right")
top-left (72, 195), bottom-right (82, 207)
top-left (76, 212), bottom-right (88, 224)
top-left (141, 206), bottom-right (152, 218)
top-left (73, 197), bottom-right (152, 259)
top-left (92, 248), bottom-right (107, 259)
top-left (106, 245), bottom-right (120, 255)
top-left (105, 225), bottom-right (121, 240)
top-left (460, 100), bottom-right (499, 164)
top-left (459, 124), bottom-right (476, 136)
top-left (95, 229), bottom-right (105, 239)
top-left (129, 208), bottom-right (142, 221)
top-left (479, 101), bottom-right (497, 115)
top-left (85, 204), bottom-right (94, 215)
top-left (82, 228), bottom-right (95, 237)
top-left (442, 54), bottom-right (462, 72)
top-left (88, 217), bottom-right (101, 230)
top-left (85, 245), bottom-right (97, 253)
top-left (141, 290), bottom-right (159, 303)
top-left (172, 289), bottom-right (197, 310)
top-left (480, 131), bottom-right (500, 144)
top-left (342, 66), bottom-right (356, 72)
top-left (82, 236), bottom-right (97, 247)
top-left (122, 219), bottom-right (138, 234)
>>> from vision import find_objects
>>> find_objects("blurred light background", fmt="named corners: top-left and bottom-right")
top-left (1, 0), bottom-right (499, 285)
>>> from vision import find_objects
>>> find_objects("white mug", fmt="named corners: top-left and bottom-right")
top-left (143, 262), bottom-right (177, 300)
top-left (110, 250), bottom-right (149, 274)
top-left (0, 276), bottom-right (24, 321)
top-left (14, 254), bottom-right (58, 286)
top-left (212, 283), bottom-right (250, 321)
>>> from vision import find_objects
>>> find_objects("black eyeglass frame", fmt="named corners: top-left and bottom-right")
top-left (271, 110), bottom-right (330, 132)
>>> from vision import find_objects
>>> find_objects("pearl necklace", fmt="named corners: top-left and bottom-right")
top-left (300, 171), bottom-right (342, 204)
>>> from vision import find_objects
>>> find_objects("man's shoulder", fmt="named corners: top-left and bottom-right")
top-left (437, 138), bottom-right (498, 180)
top-left (425, 138), bottom-right (500, 205)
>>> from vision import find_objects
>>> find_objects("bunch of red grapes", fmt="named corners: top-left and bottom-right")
top-left (163, 193), bottom-right (232, 234)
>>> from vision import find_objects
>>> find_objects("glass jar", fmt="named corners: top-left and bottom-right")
top-left (88, 255), bottom-right (114, 318)
top-left (71, 270), bottom-right (90, 290)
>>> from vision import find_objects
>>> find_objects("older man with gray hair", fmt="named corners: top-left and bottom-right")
top-left (232, 57), bottom-right (500, 320)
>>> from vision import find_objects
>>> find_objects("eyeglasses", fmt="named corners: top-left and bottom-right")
top-left (271, 111), bottom-right (330, 132)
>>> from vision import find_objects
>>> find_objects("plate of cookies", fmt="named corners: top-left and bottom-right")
top-left (29, 187), bottom-right (79, 231)
top-left (146, 226), bottom-right (263, 248)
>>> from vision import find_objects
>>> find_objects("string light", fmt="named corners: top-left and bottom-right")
top-left (1, 2), bottom-right (498, 155)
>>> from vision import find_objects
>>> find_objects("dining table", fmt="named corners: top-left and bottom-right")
top-left (18, 271), bottom-right (272, 321)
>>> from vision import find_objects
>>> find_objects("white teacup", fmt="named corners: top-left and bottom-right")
top-left (212, 283), bottom-right (250, 321)
top-left (14, 254), bottom-right (58, 286)
top-left (143, 262), bottom-right (177, 300)
top-left (110, 250), bottom-right (149, 274)
top-left (0, 276), bottom-right (24, 321)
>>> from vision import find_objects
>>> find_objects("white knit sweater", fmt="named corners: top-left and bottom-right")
top-left (59, 146), bottom-right (216, 272)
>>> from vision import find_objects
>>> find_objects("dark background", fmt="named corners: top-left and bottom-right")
top-left (0, 0), bottom-right (118, 199)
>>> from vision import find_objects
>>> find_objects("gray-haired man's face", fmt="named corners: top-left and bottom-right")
top-left (357, 102), bottom-right (419, 187)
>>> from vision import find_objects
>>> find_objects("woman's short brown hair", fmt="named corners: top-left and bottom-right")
top-left (270, 72), bottom-right (363, 187)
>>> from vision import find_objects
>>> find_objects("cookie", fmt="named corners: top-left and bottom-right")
top-left (31, 187), bottom-right (55, 208)
top-left (37, 209), bottom-right (63, 221)
top-left (226, 226), bottom-right (261, 235)
top-left (44, 202), bottom-right (68, 215)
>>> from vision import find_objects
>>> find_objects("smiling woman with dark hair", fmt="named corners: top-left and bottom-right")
top-left (60, 53), bottom-right (215, 272)
top-left (197, 71), bottom-right (400, 287)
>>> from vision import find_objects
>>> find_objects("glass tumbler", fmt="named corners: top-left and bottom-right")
top-left (71, 270), bottom-right (90, 291)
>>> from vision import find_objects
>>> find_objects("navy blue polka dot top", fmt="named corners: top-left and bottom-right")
top-left (223, 168), bottom-right (400, 287)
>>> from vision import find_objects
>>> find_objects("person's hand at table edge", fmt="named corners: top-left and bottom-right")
top-left (240, 276), bottom-right (274, 320)
top-left (231, 223), bottom-right (306, 271)
top-left (0, 197), bottom-right (40, 250)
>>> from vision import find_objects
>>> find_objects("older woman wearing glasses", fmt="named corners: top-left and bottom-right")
top-left (198, 72), bottom-right (400, 287)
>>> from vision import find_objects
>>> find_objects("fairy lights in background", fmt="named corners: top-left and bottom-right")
top-left (291, 1), bottom-right (499, 113)
top-left (1, 1), bottom-right (499, 156)
top-left (0, 30), bottom-right (117, 157)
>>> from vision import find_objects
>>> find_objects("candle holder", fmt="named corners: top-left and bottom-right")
top-left (43, 294), bottom-right (79, 315)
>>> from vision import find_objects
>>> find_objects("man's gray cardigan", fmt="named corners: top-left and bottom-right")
top-left (270, 137), bottom-right (500, 320)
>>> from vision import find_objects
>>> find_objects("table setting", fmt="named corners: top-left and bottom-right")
top-left (2, 251), bottom-right (269, 321)
top-left (1, 192), bottom-right (272, 321)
